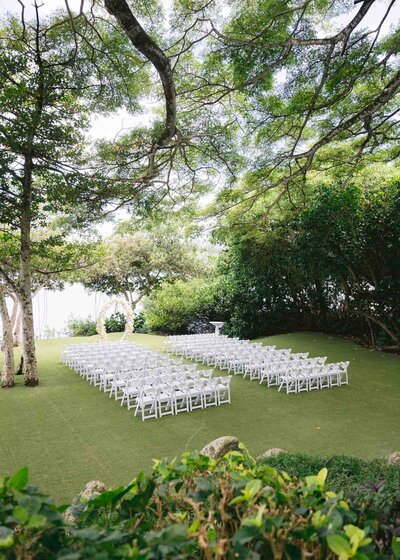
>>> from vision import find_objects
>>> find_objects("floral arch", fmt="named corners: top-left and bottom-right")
top-left (96, 297), bottom-right (134, 342)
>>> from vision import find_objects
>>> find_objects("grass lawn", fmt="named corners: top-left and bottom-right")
top-left (0, 331), bottom-right (399, 503)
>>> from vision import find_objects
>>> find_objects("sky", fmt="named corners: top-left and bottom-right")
top-left (1, 0), bottom-right (399, 335)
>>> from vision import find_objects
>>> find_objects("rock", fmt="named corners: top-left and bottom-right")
top-left (63, 508), bottom-right (77, 524)
top-left (257, 448), bottom-right (286, 460)
top-left (201, 436), bottom-right (240, 458)
top-left (63, 479), bottom-right (107, 523)
top-left (79, 480), bottom-right (107, 500)
top-left (388, 451), bottom-right (400, 466)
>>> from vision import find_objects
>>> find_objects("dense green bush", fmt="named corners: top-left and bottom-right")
top-left (213, 180), bottom-right (400, 346)
top-left (66, 316), bottom-right (97, 337)
top-left (263, 453), bottom-right (400, 500)
top-left (104, 311), bottom-right (126, 333)
top-left (103, 311), bottom-right (150, 334)
top-left (66, 311), bottom-right (148, 337)
top-left (1, 449), bottom-right (400, 559)
top-left (144, 278), bottom-right (216, 334)
top-left (263, 452), bottom-right (400, 547)
top-left (133, 311), bottom-right (148, 333)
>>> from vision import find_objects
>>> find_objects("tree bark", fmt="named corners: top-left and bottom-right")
top-left (20, 154), bottom-right (39, 386)
top-left (10, 295), bottom-right (21, 346)
top-left (13, 308), bottom-right (22, 346)
top-left (0, 290), bottom-right (15, 388)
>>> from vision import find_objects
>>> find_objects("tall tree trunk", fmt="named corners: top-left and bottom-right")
top-left (0, 290), bottom-right (15, 388)
top-left (13, 308), bottom-right (22, 346)
top-left (10, 296), bottom-right (21, 346)
top-left (20, 155), bottom-right (39, 386)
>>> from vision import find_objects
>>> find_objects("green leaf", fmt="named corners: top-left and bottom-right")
top-left (229, 495), bottom-right (247, 505)
top-left (245, 479), bottom-right (261, 499)
top-left (311, 510), bottom-right (327, 528)
top-left (316, 468), bottom-right (328, 487)
top-left (242, 507), bottom-right (265, 529)
top-left (145, 524), bottom-right (188, 546)
top-left (71, 529), bottom-right (101, 541)
top-left (18, 495), bottom-right (41, 514)
top-left (344, 524), bottom-right (371, 551)
top-left (0, 527), bottom-right (14, 549)
top-left (12, 505), bottom-right (29, 525)
top-left (327, 534), bottom-right (351, 557)
top-left (188, 518), bottom-right (200, 534)
top-left (392, 536), bottom-right (400, 559)
top-left (232, 525), bottom-right (259, 546)
top-left (27, 514), bottom-right (47, 528)
top-left (9, 467), bottom-right (28, 490)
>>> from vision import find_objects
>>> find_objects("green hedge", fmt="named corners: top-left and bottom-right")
top-left (1, 448), bottom-right (399, 559)
top-left (66, 312), bottom-right (148, 337)
top-left (262, 452), bottom-right (400, 502)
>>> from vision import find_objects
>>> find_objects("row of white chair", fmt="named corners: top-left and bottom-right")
top-left (112, 368), bottom-right (213, 400)
top-left (165, 334), bottom-right (350, 394)
top-left (61, 341), bottom-right (232, 419)
top-left (129, 376), bottom-right (232, 420)
top-left (277, 362), bottom-right (350, 393)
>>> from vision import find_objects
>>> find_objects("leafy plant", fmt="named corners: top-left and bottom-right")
top-left (1, 448), bottom-right (399, 558)
top-left (144, 278), bottom-right (217, 334)
top-left (213, 180), bottom-right (400, 347)
top-left (104, 311), bottom-right (126, 333)
top-left (66, 316), bottom-right (97, 337)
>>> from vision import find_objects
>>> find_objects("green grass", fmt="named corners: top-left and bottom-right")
top-left (0, 331), bottom-right (399, 503)
top-left (262, 452), bottom-right (400, 503)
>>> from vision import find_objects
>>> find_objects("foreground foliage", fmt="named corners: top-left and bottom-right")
top-left (1, 449), bottom-right (400, 559)
top-left (264, 452), bottom-right (400, 549)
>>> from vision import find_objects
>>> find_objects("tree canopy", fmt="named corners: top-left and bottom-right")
top-left (80, 222), bottom-right (206, 305)
top-left (99, 0), bottom-right (400, 211)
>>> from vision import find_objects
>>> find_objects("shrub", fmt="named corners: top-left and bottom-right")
top-left (66, 311), bottom-right (147, 337)
top-left (133, 311), bottom-right (148, 333)
top-left (262, 452), bottom-right (400, 504)
top-left (143, 278), bottom-right (216, 334)
top-left (1, 449), bottom-right (400, 559)
top-left (66, 316), bottom-right (97, 337)
top-left (263, 452), bottom-right (400, 553)
top-left (104, 311), bottom-right (125, 333)
top-left (213, 181), bottom-right (400, 346)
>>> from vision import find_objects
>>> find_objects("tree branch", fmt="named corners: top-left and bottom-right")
top-left (104, 0), bottom-right (177, 144)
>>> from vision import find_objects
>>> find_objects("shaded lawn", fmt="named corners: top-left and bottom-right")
top-left (0, 331), bottom-right (399, 503)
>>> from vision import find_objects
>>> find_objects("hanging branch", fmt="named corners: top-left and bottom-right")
top-left (104, 0), bottom-right (177, 145)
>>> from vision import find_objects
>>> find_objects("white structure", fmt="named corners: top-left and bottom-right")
top-left (209, 321), bottom-right (225, 335)
top-left (96, 297), bottom-right (134, 342)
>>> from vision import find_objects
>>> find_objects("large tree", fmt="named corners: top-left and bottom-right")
top-left (81, 222), bottom-right (204, 307)
top-left (0, 227), bottom-right (97, 387)
top-left (0, 284), bottom-right (15, 388)
top-left (0, 5), bottom-right (147, 385)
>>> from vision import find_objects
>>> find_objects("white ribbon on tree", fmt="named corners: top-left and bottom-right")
top-left (96, 297), bottom-right (134, 342)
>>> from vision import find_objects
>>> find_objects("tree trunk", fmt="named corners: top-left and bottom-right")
top-left (20, 155), bottom-right (39, 386)
top-left (13, 309), bottom-right (22, 346)
top-left (11, 296), bottom-right (21, 346)
top-left (0, 291), bottom-right (15, 388)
